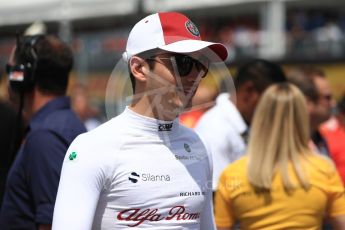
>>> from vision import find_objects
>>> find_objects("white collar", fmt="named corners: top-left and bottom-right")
top-left (216, 93), bottom-right (247, 134)
top-left (123, 107), bottom-right (180, 137)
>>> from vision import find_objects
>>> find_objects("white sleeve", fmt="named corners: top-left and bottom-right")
top-left (52, 135), bottom-right (109, 230)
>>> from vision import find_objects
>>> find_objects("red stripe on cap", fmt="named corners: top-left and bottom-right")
top-left (158, 12), bottom-right (201, 45)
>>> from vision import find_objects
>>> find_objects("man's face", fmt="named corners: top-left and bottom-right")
top-left (309, 76), bottom-right (334, 128)
top-left (145, 52), bottom-right (209, 120)
top-left (235, 81), bottom-right (261, 125)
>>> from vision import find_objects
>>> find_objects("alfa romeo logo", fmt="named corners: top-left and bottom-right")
top-left (185, 21), bottom-right (200, 37)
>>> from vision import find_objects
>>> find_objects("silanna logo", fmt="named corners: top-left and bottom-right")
top-left (158, 123), bottom-right (173, 131)
top-left (128, 172), bottom-right (171, 183)
top-left (128, 172), bottom-right (140, 183)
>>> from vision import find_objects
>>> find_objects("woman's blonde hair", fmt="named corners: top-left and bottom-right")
top-left (247, 83), bottom-right (313, 190)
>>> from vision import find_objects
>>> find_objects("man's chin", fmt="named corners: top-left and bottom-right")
top-left (164, 96), bottom-right (193, 117)
top-left (183, 100), bottom-right (193, 112)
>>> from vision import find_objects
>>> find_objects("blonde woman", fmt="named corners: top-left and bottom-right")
top-left (215, 83), bottom-right (345, 230)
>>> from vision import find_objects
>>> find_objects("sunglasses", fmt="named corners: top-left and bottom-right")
top-left (147, 54), bottom-right (209, 78)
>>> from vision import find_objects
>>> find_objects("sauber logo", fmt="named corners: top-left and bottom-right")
top-left (117, 206), bottom-right (200, 227)
top-left (158, 123), bottom-right (173, 131)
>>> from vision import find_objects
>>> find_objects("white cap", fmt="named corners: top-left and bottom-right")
top-left (123, 12), bottom-right (228, 62)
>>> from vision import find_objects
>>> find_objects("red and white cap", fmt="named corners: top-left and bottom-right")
top-left (123, 12), bottom-right (228, 62)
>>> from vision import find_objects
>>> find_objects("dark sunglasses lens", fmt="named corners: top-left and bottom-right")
top-left (178, 55), bottom-right (209, 78)
top-left (175, 55), bottom-right (193, 76)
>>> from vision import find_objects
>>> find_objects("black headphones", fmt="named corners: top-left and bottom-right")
top-left (7, 35), bottom-right (44, 92)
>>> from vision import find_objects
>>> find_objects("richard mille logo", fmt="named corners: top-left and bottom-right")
top-left (180, 191), bottom-right (206, 197)
top-left (128, 172), bottom-right (171, 183)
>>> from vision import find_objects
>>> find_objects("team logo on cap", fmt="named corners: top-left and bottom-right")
top-left (185, 21), bottom-right (200, 37)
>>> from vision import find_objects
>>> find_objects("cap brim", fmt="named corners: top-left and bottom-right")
top-left (158, 40), bottom-right (228, 62)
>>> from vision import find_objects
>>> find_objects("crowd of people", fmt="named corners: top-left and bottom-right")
top-left (204, 10), bottom-right (345, 60)
top-left (0, 11), bottom-right (344, 230)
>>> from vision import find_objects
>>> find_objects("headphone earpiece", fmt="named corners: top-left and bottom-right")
top-left (8, 35), bottom-right (44, 93)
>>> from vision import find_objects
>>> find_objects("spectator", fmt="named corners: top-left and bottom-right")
top-left (70, 83), bottom-right (103, 131)
top-left (321, 94), bottom-right (345, 184)
top-left (0, 35), bottom-right (86, 229)
top-left (215, 83), bottom-right (345, 229)
top-left (0, 54), bottom-right (24, 207)
top-left (195, 59), bottom-right (286, 191)
top-left (0, 100), bottom-right (22, 207)
top-left (288, 66), bottom-right (334, 156)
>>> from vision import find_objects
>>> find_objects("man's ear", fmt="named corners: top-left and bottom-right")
top-left (129, 56), bottom-right (149, 83)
